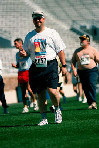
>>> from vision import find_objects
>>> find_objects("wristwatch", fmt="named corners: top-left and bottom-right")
top-left (62, 64), bottom-right (67, 67)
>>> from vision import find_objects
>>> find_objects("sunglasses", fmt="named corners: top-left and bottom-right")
top-left (33, 16), bottom-right (43, 21)
top-left (80, 38), bottom-right (86, 41)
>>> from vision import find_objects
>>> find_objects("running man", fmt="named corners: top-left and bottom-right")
top-left (12, 38), bottom-right (38, 113)
top-left (71, 35), bottom-right (99, 109)
top-left (20, 11), bottom-right (67, 125)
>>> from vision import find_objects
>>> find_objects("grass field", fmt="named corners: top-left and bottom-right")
top-left (0, 94), bottom-right (99, 148)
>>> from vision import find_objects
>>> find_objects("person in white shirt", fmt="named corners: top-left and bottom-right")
top-left (0, 60), bottom-right (9, 114)
top-left (20, 11), bottom-right (67, 126)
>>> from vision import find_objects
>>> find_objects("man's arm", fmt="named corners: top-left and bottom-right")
top-left (94, 48), bottom-right (99, 64)
top-left (19, 48), bottom-right (28, 57)
top-left (71, 52), bottom-right (77, 77)
top-left (57, 50), bottom-right (67, 76)
top-left (12, 63), bottom-right (19, 68)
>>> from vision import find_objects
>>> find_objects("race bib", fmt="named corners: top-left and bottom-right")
top-left (20, 61), bottom-right (28, 69)
top-left (34, 39), bottom-right (47, 67)
top-left (81, 55), bottom-right (90, 65)
top-left (35, 53), bottom-right (47, 67)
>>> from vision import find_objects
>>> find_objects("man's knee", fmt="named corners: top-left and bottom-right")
top-left (47, 88), bottom-right (58, 96)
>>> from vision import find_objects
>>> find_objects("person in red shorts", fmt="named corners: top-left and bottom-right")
top-left (12, 38), bottom-right (38, 113)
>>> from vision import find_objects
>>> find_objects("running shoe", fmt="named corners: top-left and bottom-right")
top-left (88, 102), bottom-right (97, 110)
top-left (55, 108), bottom-right (62, 124)
top-left (34, 101), bottom-right (39, 111)
top-left (38, 119), bottom-right (48, 126)
top-left (82, 98), bottom-right (87, 103)
top-left (50, 105), bottom-right (55, 113)
top-left (92, 102), bottom-right (97, 109)
top-left (22, 107), bottom-right (29, 113)
top-left (30, 102), bottom-right (34, 108)
top-left (78, 97), bottom-right (82, 102)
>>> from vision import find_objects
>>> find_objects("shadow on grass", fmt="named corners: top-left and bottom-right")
top-left (0, 122), bottom-right (57, 128)
top-left (62, 107), bottom-right (88, 111)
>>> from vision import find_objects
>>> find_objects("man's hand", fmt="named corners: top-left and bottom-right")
top-left (61, 67), bottom-right (67, 76)
top-left (19, 48), bottom-right (27, 57)
top-left (73, 69), bottom-right (77, 77)
top-left (11, 63), bottom-right (16, 68)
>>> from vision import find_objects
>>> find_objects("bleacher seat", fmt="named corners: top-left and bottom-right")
top-left (0, 0), bottom-right (99, 74)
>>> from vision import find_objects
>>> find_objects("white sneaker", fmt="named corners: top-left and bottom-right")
top-left (79, 97), bottom-right (82, 102)
top-left (88, 102), bottom-right (97, 110)
top-left (38, 119), bottom-right (48, 126)
top-left (30, 102), bottom-right (34, 108)
top-left (34, 101), bottom-right (39, 111)
top-left (82, 98), bottom-right (87, 103)
top-left (22, 107), bottom-right (29, 113)
top-left (50, 105), bottom-right (55, 113)
top-left (55, 108), bottom-right (62, 124)
top-left (92, 102), bottom-right (97, 109)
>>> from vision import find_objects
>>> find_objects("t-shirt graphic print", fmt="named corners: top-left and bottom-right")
top-left (34, 39), bottom-right (47, 67)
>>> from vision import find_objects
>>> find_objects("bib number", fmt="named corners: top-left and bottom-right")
top-left (81, 55), bottom-right (90, 65)
top-left (20, 61), bottom-right (28, 69)
top-left (35, 54), bottom-right (47, 67)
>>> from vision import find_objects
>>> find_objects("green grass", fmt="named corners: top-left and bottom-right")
top-left (0, 94), bottom-right (99, 148)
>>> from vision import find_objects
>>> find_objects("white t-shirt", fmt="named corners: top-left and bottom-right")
top-left (23, 27), bottom-right (66, 62)
top-left (0, 59), bottom-right (2, 75)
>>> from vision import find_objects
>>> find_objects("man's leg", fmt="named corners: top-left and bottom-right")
top-left (27, 81), bottom-right (38, 110)
top-left (27, 81), bottom-right (36, 102)
top-left (37, 89), bottom-right (48, 126)
top-left (20, 83), bottom-right (29, 113)
top-left (47, 87), bottom-right (62, 124)
top-left (47, 88), bottom-right (60, 106)
top-left (37, 89), bottom-right (47, 113)
top-left (78, 68), bottom-right (98, 108)
top-left (78, 82), bottom-right (82, 101)
top-left (0, 75), bottom-right (8, 114)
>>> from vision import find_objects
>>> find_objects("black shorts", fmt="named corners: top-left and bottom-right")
top-left (29, 59), bottom-right (59, 94)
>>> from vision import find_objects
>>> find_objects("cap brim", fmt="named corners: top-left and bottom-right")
top-left (32, 14), bottom-right (44, 19)
top-left (79, 36), bottom-right (86, 39)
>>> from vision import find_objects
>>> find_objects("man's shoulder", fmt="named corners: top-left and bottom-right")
top-left (25, 30), bottom-right (35, 38)
top-left (16, 52), bottom-right (19, 55)
top-left (89, 46), bottom-right (96, 50)
top-left (45, 27), bottom-right (57, 33)
top-left (75, 47), bottom-right (82, 52)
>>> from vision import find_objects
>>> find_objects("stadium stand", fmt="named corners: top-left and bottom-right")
top-left (0, 0), bottom-right (99, 74)
top-left (0, 0), bottom-right (99, 104)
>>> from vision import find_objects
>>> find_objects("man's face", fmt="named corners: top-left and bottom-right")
top-left (33, 16), bottom-right (45, 28)
top-left (14, 41), bottom-right (22, 50)
top-left (80, 38), bottom-right (88, 47)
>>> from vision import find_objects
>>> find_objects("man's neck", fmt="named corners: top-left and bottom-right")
top-left (35, 26), bottom-right (45, 33)
top-left (82, 44), bottom-right (89, 49)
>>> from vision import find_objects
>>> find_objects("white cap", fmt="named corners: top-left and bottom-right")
top-left (32, 11), bottom-right (44, 19)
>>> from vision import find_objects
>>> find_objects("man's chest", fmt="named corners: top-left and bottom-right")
top-left (77, 49), bottom-right (94, 65)
top-left (77, 49), bottom-right (94, 60)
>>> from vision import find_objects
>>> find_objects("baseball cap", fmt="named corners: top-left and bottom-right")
top-left (79, 34), bottom-right (90, 42)
top-left (32, 11), bottom-right (44, 19)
